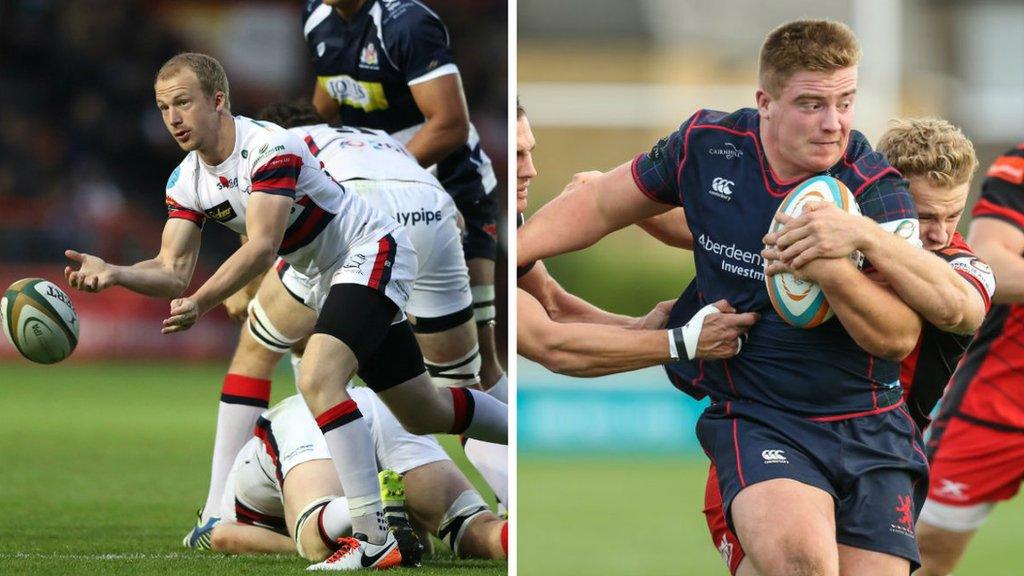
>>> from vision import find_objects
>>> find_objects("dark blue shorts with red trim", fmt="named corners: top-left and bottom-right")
top-left (697, 399), bottom-right (929, 570)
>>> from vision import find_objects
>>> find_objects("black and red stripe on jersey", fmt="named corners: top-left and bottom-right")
top-left (166, 196), bottom-right (205, 227)
top-left (929, 143), bottom-right (1024, 438)
top-left (252, 154), bottom-right (303, 197)
top-left (900, 231), bottom-right (996, 430)
top-left (279, 195), bottom-right (336, 256)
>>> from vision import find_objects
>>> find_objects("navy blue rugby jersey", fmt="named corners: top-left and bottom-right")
top-left (635, 108), bottom-right (919, 417)
top-left (303, 0), bottom-right (495, 200)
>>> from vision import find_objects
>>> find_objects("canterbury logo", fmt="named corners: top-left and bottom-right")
top-left (761, 449), bottom-right (788, 463)
top-left (711, 177), bottom-right (734, 196)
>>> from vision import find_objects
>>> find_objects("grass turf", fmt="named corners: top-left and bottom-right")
top-left (518, 457), bottom-right (1024, 576)
top-left (0, 361), bottom-right (506, 576)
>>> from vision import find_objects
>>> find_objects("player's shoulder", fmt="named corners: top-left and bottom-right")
top-left (688, 107), bottom-right (758, 132)
top-left (836, 130), bottom-right (901, 195)
top-left (166, 153), bottom-right (198, 193)
top-left (237, 116), bottom-right (305, 160)
top-left (984, 142), bottom-right (1024, 187)
top-left (376, 0), bottom-right (445, 29)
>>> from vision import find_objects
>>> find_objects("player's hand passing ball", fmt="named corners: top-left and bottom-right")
top-left (64, 249), bottom-right (115, 293)
top-left (762, 201), bottom-right (868, 270)
top-left (163, 297), bottom-right (200, 334)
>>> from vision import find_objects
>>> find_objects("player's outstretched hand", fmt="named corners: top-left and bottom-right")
top-left (762, 202), bottom-right (866, 268)
top-left (635, 299), bottom-right (676, 330)
top-left (64, 249), bottom-right (114, 293)
top-left (696, 300), bottom-right (759, 359)
top-left (163, 297), bottom-right (200, 334)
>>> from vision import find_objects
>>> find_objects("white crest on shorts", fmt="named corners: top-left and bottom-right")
top-left (761, 449), bottom-right (788, 464)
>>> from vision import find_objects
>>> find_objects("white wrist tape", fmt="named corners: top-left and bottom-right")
top-left (682, 304), bottom-right (723, 360)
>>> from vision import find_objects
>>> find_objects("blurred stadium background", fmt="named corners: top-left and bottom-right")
top-left (517, 1), bottom-right (1024, 575)
top-left (0, 1), bottom-right (506, 574)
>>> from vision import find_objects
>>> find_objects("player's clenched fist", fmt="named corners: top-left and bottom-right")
top-left (64, 249), bottom-right (115, 293)
top-left (163, 297), bottom-right (200, 334)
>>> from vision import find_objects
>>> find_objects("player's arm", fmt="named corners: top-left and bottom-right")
top-left (801, 257), bottom-right (922, 360)
top-left (210, 521), bottom-right (295, 555)
top-left (518, 163), bottom-right (672, 266)
top-left (517, 287), bottom-right (673, 376)
top-left (767, 204), bottom-right (984, 334)
top-left (517, 260), bottom-right (642, 327)
top-left (164, 193), bottom-right (291, 333)
top-left (312, 81), bottom-right (340, 123)
top-left (64, 218), bottom-right (201, 298)
top-left (968, 217), bottom-right (1024, 304)
top-left (222, 235), bottom-right (267, 322)
top-left (405, 74), bottom-right (470, 168)
top-left (637, 208), bottom-right (694, 249)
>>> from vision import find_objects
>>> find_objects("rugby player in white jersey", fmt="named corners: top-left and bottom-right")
top-left (181, 101), bottom-right (508, 549)
top-left (63, 53), bottom-right (506, 571)
top-left (207, 388), bottom-right (507, 563)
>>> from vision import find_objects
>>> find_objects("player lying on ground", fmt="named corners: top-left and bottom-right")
top-left (686, 117), bottom-right (992, 576)
top-left (515, 102), bottom-right (758, 376)
top-left (208, 389), bottom-right (507, 563)
top-left (915, 142), bottom-right (1024, 576)
top-left (64, 53), bottom-right (505, 570)
top-left (304, 0), bottom-right (506, 397)
top-left (183, 101), bottom-right (508, 548)
top-left (519, 20), bottom-right (983, 576)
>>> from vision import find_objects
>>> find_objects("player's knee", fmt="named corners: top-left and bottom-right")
top-left (425, 344), bottom-right (481, 388)
top-left (295, 497), bottom-right (335, 561)
top-left (916, 526), bottom-right (965, 575)
top-left (209, 525), bottom-right (239, 554)
top-left (437, 489), bottom-right (490, 558)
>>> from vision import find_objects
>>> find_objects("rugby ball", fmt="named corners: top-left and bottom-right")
top-left (765, 176), bottom-right (860, 328)
top-left (1, 278), bottom-right (79, 364)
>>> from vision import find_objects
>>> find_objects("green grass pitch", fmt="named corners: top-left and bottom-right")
top-left (0, 361), bottom-right (506, 576)
top-left (518, 458), bottom-right (1024, 576)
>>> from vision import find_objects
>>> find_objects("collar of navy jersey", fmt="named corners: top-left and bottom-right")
top-left (331, 0), bottom-right (376, 28)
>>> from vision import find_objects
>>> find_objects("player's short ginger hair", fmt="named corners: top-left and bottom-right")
top-left (877, 118), bottom-right (979, 188)
top-left (156, 52), bottom-right (231, 110)
top-left (759, 20), bottom-right (861, 97)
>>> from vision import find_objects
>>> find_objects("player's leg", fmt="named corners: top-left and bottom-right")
top-left (210, 522), bottom-right (296, 554)
top-left (282, 458), bottom-right (348, 562)
top-left (914, 520), bottom-right (978, 576)
top-left (731, 479), bottom-right (838, 576)
top-left (193, 266), bottom-right (316, 533)
top-left (459, 190), bottom-right (506, 392)
top-left (837, 545), bottom-right (909, 576)
top-left (914, 413), bottom-right (1023, 575)
top-left (698, 404), bottom-right (840, 576)
top-left (404, 460), bottom-right (507, 560)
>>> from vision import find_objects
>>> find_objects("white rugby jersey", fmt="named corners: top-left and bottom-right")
top-left (164, 115), bottom-right (399, 277)
top-left (288, 124), bottom-right (443, 189)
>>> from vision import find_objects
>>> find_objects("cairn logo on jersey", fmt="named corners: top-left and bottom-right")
top-left (205, 201), bottom-right (237, 223)
top-left (761, 449), bottom-right (788, 464)
top-left (709, 177), bottom-right (734, 201)
top-left (709, 142), bottom-right (744, 160)
top-left (359, 43), bottom-right (380, 70)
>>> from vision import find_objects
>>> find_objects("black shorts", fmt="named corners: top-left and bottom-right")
top-left (454, 190), bottom-right (498, 262)
top-left (699, 400), bottom-right (929, 571)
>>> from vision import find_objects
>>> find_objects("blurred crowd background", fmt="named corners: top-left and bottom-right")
top-left (0, 0), bottom-right (507, 360)
top-left (517, 2), bottom-right (1024, 574)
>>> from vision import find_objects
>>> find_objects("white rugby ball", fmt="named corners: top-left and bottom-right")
top-left (1, 278), bottom-right (80, 364)
top-left (765, 175), bottom-right (860, 328)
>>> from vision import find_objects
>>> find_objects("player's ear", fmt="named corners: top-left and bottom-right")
top-left (214, 91), bottom-right (226, 112)
top-left (755, 89), bottom-right (771, 120)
